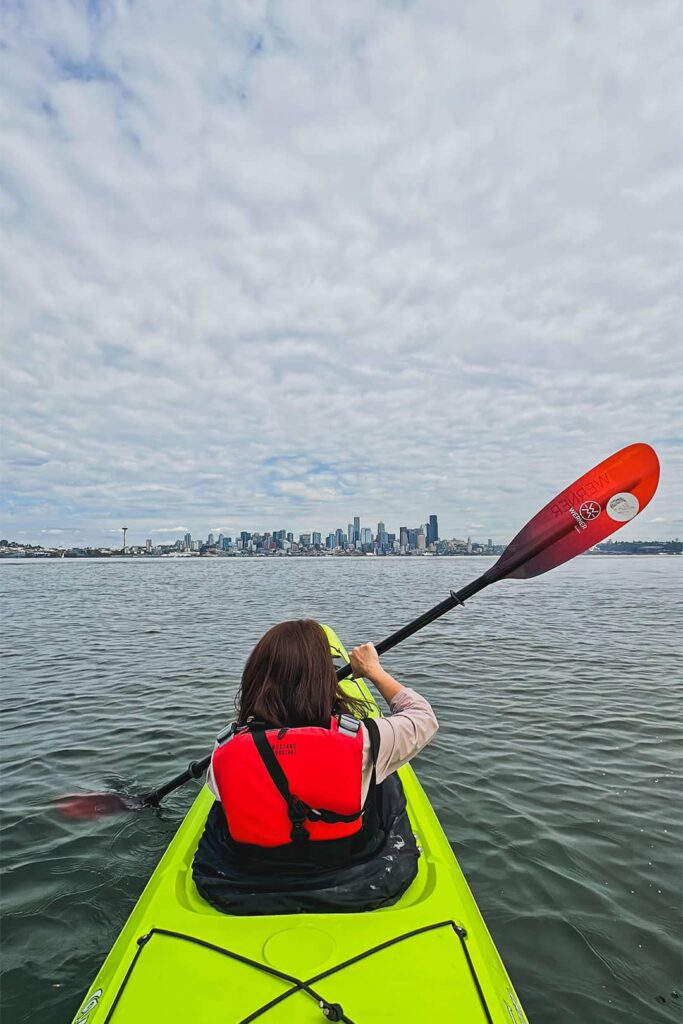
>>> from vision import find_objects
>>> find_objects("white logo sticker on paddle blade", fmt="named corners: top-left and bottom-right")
top-left (579, 500), bottom-right (601, 522)
top-left (606, 492), bottom-right (640, 522)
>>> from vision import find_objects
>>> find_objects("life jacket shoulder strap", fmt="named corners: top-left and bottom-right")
top-left (215, 722), bottom-right (237, 746)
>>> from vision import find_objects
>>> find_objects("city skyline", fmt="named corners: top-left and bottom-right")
top-left (159, 513), bottom-right (447, 555)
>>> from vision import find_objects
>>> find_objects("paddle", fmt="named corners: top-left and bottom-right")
top-left (55, 441), bottom-right (660, 819)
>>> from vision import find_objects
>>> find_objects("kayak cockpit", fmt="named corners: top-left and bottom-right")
top-left (191, 774), bottom-right (420, 916)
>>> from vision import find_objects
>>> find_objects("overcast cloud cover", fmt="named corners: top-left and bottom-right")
top-left (1, 0), bottom-right (681, 547)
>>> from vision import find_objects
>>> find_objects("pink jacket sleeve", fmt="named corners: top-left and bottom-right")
top-left (361, 686), bottom-right (439, 793)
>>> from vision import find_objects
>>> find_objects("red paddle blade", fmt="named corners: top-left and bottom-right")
top-left (491, 443), bottom-right (660, 581)
top-left (55, 792), bottom-right (145, 820)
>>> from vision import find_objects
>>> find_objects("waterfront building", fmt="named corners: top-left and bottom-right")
top-left (184, 532), bottom-right (192, 551)
top-left (361, 527), bottom-right (372, 546)
top-left (299, 533), bottom-right (311, 548)
top-left (145, 539), bottom-right (152, 552)
top-left (207, 533), bottom-right (214, 547)
top-left (416, 532), bottom-right (426, 551)
top-left (312, 531), bottom-right (322, 548)
top-left (428, 515), bottom-right (439, 546)
top-left (326, 533), bottom-right (335, 549)
top-left (353, 516), bottom-right (360, 544)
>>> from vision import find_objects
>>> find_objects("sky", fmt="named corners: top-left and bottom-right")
top-left (1, 0), bottom-right (681, 548)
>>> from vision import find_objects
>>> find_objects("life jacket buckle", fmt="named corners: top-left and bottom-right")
top-left (338, 713), bottom-right (360, 737)
top-left (288, 797), bottom-right (312, 841)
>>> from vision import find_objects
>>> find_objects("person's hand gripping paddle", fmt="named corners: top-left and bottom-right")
top-left (56, 442), bottom-right (660, 819)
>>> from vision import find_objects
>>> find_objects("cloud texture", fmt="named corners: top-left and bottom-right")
top-left (1, 0), bottom-right (681, 544)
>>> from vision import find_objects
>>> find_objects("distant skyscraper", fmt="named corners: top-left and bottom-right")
top-left (399, 526), bottom-right (408, 550)
top-left (207, 533), bottom-right (214, 546)
top-left (312, 531), bottom-right (321, 548)
top-left (353, 516), bottom-right (360, 544)
top-left (348, 523), bottom-right (354, 545)
top-left (184, 532), bottom-right (192, 551)
top-left (145, 538), bottom-right (152, 552)
top-left (428, 514), bottom-right (439, 546)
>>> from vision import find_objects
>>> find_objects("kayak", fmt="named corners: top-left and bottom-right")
top-left (71, 625), bottom-right (528, 1024)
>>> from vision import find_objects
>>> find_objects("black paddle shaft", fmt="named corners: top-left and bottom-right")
top-left (141, 572), bottom-right (492, 806)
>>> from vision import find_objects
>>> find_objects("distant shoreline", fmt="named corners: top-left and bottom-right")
top-left (1, 549), bottom-right (680, 561)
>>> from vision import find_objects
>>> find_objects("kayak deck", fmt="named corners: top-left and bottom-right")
top-left (72, 627), bottom-right (528, 1024)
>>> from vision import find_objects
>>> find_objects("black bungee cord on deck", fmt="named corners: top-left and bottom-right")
top-left (100, 919), bottom-right (494, 1024)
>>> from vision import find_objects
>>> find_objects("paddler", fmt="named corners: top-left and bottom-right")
top-left (206, 619), bottom-right (438, 868)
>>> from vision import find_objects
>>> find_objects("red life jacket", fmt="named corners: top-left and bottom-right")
top-left (212, 715), bottom-right (378, 848)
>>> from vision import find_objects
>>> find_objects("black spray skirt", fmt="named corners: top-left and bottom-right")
top-left (192, 774), bottom-right (420, 915)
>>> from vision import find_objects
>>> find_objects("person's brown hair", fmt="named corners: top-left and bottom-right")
top-left (237, 619), bottom-right (369, 727)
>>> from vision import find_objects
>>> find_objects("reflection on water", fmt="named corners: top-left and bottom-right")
top-left (1, 556), bottom-right (681, 1023)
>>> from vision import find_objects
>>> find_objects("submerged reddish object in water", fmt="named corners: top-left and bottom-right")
top-left (55, 792), bottom-right (144, 819)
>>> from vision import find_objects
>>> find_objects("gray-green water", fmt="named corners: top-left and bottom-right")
top-left (1, 556), bottom-right (681, 1023)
